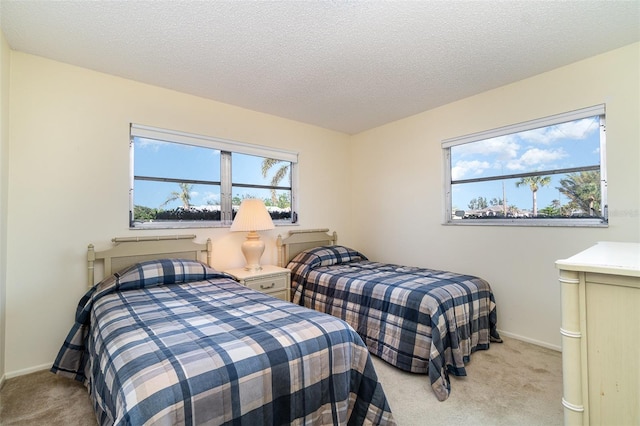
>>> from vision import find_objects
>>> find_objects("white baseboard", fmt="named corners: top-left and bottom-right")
top-left (0, 373), bottom-right (5, 390)
top-left (498, 329), bottom-right (562, 352)
top-left (4, 362), bottom-right (51, 380)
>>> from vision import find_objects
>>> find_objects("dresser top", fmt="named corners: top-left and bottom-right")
top-left (556, 241), bottom-right (640, 277)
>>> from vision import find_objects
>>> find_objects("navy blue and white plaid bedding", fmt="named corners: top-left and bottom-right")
top-left (51, 258), bottom-right (395, 425)
top-left (287, 246), bottom-right (502, 402)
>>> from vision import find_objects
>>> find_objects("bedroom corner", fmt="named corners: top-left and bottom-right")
top-left (0, 26), bottom-right (12, 389)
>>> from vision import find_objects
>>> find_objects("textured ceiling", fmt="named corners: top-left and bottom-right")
top-left (1, 1), bottom-right (639, 134)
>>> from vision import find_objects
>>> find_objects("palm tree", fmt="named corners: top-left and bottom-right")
top-left (261, 158), bottom-right (289, 205)
top-left (162, 182), bottom-right (192, 209)
top-left (557, 171), bottom-right (601, 216)
top-left (515, 176), bottom-right (551, 216)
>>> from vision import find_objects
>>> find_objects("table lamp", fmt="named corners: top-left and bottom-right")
top-left (230, 198), bottom-right (275, 271)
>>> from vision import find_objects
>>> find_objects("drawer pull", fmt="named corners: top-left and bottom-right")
top-left (260, 282), bottom-right (276, 290)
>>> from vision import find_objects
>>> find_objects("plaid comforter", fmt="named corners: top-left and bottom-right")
top-left (52, 259), bottom-right (395, 425)
top-left (288, 246), bottom-right (502, 402)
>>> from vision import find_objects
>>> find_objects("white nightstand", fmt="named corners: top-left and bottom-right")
top-left (224, 265), bottom-right (291, 302)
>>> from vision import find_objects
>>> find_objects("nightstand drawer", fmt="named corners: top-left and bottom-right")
top-left (224, 265), bottom-right (291, 302)
top-left (266, 290), bottom-right (289, 301)
top-left (244, 274), bottom-right (288, 293)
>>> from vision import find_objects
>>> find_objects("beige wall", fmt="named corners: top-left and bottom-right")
top-left (350, 42), bottom-right (640, 349)
top-left (3, 41), bottom-right (639, 376)
top-left (0, 28), bottom-right (10, 383)
top-left (5, 52), bottom-right (352, 375)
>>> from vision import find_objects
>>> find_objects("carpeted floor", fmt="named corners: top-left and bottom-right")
top-left (373, 337), bottom-right (563, 425)
top-left (0, 368), bottom-right (95, 425)
top-left (0, 337), bottom-right (562, 425)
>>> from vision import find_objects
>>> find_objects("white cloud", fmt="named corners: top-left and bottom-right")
top-left (451, 117), bottom-right (598, 178)
top-left (452, 160), bottom-right (491, 180)
top-left (454, 135), bottom-right (520, 161)
top-left (519, 118), bottom-right (598, 144)
top-left (202, 192), bottom-right (220, 204)
top-left (505, 148), bottom-right (567, 170)
top-left (136, 137), bottom-right (167, 151)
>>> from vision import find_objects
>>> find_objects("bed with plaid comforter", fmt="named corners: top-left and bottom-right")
top-left (287, 246), bottom-right (502, 402)
top-left (51, 258), bottom-right (395, 425)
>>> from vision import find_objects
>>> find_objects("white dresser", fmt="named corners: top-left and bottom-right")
top-left (556, 241), bottom-right (640, 425)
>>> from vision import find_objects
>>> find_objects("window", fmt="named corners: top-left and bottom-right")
top-left (442, 105), bottom-right (607, 227)
top-left (130, 124), bottom-right (298, 229)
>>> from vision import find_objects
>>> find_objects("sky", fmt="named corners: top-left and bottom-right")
top-left (133, 138), bottom-right (288, 209)
top-left (450, 116), bottom-right (601, 212)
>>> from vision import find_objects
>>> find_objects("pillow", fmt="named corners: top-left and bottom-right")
top-left (109, 258), bottom-right (223, 289)
top-left (76, 259), bottom-right (228, 324)
top-left (290, 245), bottom-right (367, 269)
top-left (287, 245), bottom-right (367, 296)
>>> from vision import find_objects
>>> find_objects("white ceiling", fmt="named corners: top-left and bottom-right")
top-left (1, 1), bottom-right (639, 134)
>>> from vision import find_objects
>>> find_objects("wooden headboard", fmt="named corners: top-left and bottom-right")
top-left (87, 234), bottom-right (212, 288)
top-left (276, 228), bottom-right (337, 267)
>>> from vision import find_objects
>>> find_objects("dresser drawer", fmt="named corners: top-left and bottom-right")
top-left (244, 274), bottom-right (288, 293)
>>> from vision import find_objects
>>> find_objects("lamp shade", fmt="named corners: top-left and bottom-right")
top-left (230, 199), bottom-right (275, 232)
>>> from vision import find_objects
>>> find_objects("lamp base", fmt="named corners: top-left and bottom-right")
top-left (241, 231), bottom-right (265, 272)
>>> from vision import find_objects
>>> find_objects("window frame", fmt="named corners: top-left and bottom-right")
top-left (442, 105), bottom-right (608, 227)
top-left (129, 124), bottom-right (298, 229)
